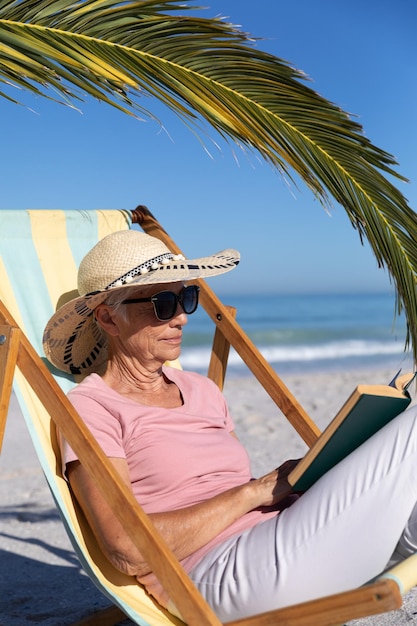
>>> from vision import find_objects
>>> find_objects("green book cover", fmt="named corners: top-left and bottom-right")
top-left (289, 372), bottom-right (414, 493)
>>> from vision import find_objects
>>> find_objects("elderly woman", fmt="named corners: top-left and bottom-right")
top-left (43, 229), bottom-right (417, 622)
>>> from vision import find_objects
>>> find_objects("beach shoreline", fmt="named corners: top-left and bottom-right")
top-left (1, 367), bottom-right (417, 625)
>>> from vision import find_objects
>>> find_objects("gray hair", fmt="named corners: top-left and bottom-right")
top-left (102, 292), bottom-right (129, 321)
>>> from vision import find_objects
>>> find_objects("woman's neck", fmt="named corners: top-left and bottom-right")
top-left (102, 358), bottom-right (183, 408)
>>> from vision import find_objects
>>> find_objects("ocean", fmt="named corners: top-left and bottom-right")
top-left (180, 292), bottom-right (414, 377)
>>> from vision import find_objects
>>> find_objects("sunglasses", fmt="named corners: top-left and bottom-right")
top-left (121, 285), bottom-right (200, 321)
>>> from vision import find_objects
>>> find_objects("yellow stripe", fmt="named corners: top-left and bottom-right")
top-left (96, 209), bottom-right (131, 239)
top-left (29, 210), bottom-right (78, 310)
top-left (379, 552), bottom-right (417, 595)
top-left (0, 255), bottom-right (26, 330)
top-left (29, 209), bottom-right (130, 308)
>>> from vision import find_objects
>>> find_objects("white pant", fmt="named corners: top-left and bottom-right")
top-left (185, 404), bottom-right (417, 621)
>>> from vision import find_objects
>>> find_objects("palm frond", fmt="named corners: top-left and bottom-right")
top-left (1, 0), bottom-right (417, 361)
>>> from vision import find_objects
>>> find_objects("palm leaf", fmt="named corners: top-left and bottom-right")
top-left (1, 0), bottom-right (417, 362)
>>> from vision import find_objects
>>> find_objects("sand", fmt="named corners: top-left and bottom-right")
top-left (1, 368), bottom-right (417, 625)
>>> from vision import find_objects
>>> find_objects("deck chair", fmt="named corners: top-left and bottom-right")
top-left (1, 207), bottom-right (416, 626)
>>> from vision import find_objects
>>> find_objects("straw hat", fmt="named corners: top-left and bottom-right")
top-left (42, 230), bottom-right (239, 375)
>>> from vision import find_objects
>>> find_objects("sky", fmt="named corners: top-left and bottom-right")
top-left (1, 0), bottom-right (416, 296)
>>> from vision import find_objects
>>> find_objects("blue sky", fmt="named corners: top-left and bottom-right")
top-left (1, 0), bottom-right (416, 296)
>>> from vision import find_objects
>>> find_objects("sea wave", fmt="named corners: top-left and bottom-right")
top-left (180, 339), bottom-right (409, 372)
top-left (259, 340), bottom-right (406, 363)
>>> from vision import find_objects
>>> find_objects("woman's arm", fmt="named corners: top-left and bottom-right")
top-left (67, 456), bottom-right (298, 579)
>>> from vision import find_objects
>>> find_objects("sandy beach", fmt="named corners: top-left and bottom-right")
top-left (1, 367), bottom-right (417, 625)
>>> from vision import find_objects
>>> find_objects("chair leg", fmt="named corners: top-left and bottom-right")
top-left (0, 323), bottom-right (21, 452)
top-left (207, 305), bottom-right (237, 391)
top-left (71, 604), bottom-right (128, 626)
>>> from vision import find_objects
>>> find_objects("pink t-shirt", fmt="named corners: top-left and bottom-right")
top-left (63, 367), bottom-right (278, 606)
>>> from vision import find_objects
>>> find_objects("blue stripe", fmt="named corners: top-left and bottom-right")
top-left (0, 210), bottom-right (53, 352)
top-left (64, 210), bottom-right (101, 267)
top-left (378, 572), bottom-right (404, 595)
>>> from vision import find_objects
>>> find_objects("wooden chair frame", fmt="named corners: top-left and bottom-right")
top-left (0, 206), bottom-right (411, 625)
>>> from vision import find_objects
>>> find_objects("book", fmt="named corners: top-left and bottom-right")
top-left (288, 370), bottom-right (416, 493)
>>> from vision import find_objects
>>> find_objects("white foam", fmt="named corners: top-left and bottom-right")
top-left (180, 339), bottom-right (406, 371)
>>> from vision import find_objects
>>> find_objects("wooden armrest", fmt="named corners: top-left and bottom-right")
top-left (225, 578), bottom-right (402, 626)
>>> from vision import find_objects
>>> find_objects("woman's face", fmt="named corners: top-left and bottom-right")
top-left (97, 282), bottom-right (189, 368)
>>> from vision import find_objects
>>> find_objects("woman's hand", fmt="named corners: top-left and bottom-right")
top-left (248, 459), bottom-right (301, 508)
